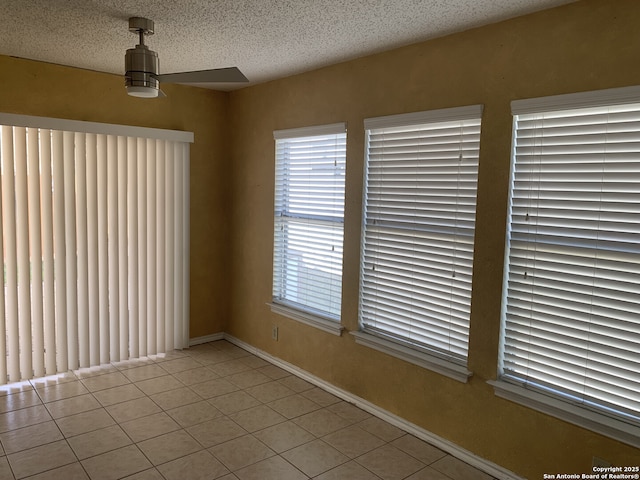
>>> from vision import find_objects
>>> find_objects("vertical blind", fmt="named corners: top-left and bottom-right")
top-left (501, 87), bottom-right (640, 425)
top-left (360, 105), bottom-right (483, 363)
top-left (273, 123), bottom-right (346, 319)
top-left (0, 113), bottom-right (191, 384)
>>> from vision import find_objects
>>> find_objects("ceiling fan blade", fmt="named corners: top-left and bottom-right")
top-left (156, 67), bottom-right (248, 84)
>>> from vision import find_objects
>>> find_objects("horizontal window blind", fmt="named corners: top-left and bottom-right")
top-left (360, 105), bottom-right (483, 363)
top-left (273, 124), bottom-right (346, 319)
top-left (501, 89), bottom-right (640, 425)
top-left (0, 115), bottom-right (190, 384)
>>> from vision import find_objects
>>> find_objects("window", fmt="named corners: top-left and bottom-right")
top-left (0, 113), bottom-right (191, 384)
top-left (356, 105), bottom-right (483, 382)
top-left (493, 86), bottom-right (640, 446)
top-left (271, 123), bottom-right (346, 335)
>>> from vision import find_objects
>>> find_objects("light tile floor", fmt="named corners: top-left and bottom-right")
top-left (0, 341), bottom-right (498, 480)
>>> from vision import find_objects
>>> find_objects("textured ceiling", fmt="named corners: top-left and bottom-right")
top-left (0, 0), bottom-right (574, 91)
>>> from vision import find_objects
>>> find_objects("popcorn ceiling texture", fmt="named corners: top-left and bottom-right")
top-left (0, 0), bottom-right (573, 89)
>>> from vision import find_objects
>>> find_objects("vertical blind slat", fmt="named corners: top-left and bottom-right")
top-left (147, 139), bottom-right (157, 356)
top-left (97, 134), bottom-right (110, 365)
top-left (182, 144), bottom-right (190, 347)
top-left (174, 143), bottom-right (184, 349)
top-left (165, 142), bottom-right (175, 351)
top-left (86, 133), bottom-right (100, 366)
top-left (117, 136), bottom-right (128, 362)
top-left (2, 126), bottom-right (20, 381)
top-left (15, 127), bottom-right (33, 380)
top-left (128, 137), bottom-right (139, 360)
top-left (137, 138), bottom-right (147, 357)
top-left (75, 132), bottom-right (89, 368)
top-left (40, 130), bottom-right (56, 375)
top-left (27, 127), bottom-right (44, 377)
top-left (64, 131), bottom-right (78, 371)
top-left (156, 140), bottom-right (166, 353)
top-left (52, 130), bottom-right (68, 373)
top-left (107, 134), bottom-right (119, 362)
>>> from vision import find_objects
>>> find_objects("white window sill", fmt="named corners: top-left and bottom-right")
top-left (350, 331), bottom-right (472, 383)
top-left (268, 302), bottom-right (344, 336)
top-left (488, 380), bottom-right (640, 448)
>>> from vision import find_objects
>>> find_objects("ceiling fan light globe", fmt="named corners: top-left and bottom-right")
top-left (126, 85), bottom-right (159, 98)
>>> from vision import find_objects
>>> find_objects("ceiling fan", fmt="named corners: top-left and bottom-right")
top-left (125, 17), bottom-right (248, 98)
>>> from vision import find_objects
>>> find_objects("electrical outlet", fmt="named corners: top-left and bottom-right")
top-left (592, 457), bottom-right (612, 468)
top-left (272, 325), bottom-right (279, 341)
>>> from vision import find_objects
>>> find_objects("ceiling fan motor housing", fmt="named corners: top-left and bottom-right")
top-left (125, 45), bottom-right (159, 88)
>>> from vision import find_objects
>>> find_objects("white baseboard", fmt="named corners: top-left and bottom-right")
top-left (189, 333), bottom-right (225, 346)
top-left (223, 333), bottom-right (525, 480)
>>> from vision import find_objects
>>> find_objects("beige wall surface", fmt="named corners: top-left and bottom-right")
top-left (227, 0), bottom-right (640, 477)
top-left (0, 55), bottom-right (231, 338)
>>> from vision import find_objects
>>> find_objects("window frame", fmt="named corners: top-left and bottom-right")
top-left (492, 85), bottom-right (640, 448)
top-left (355, 105), bottom-right (483, 382)
top-left (270, 123), bottom-right (347, 336)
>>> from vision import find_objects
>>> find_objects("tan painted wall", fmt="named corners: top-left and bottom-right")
top-left (0, 55), bottom-right (231, 338)
top-left (227, 1), bottom-right (640, 477)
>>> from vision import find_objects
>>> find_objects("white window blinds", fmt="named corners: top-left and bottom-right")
top-left (501, 86), bottom-right (640, 426)
top-left (0, 113), bottom-right (191, 384)
top-left (273, 123), bottom-right (346, 320)
top-left (360, 105), bottom-right (482, 364)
